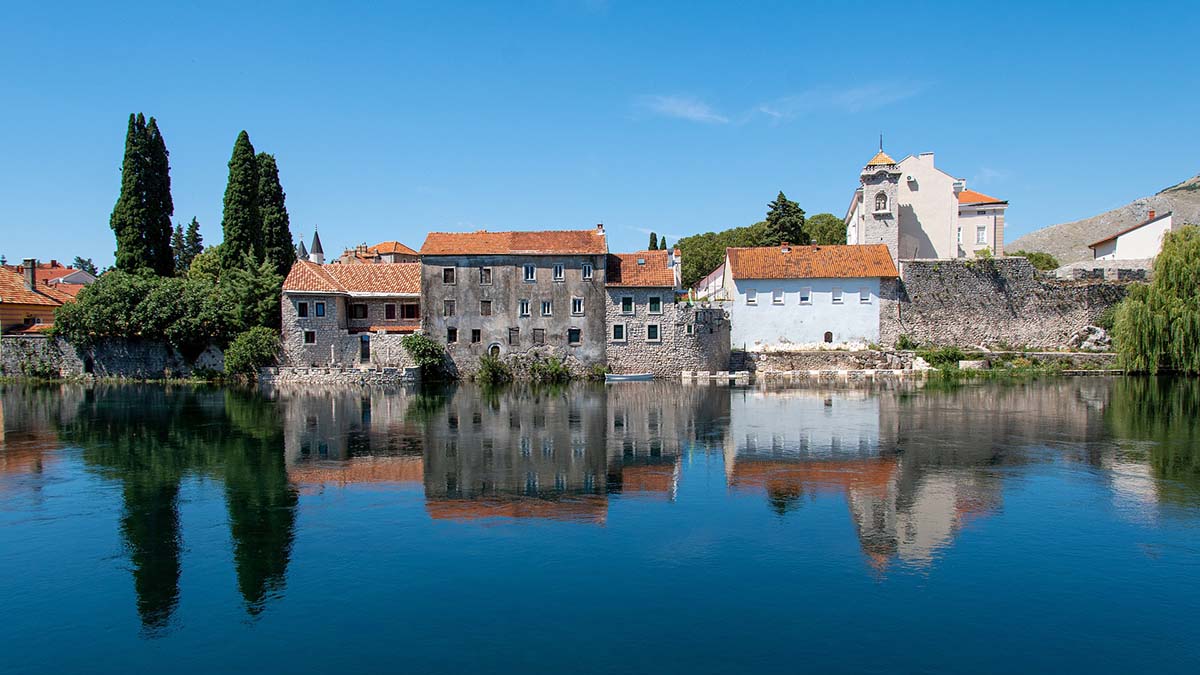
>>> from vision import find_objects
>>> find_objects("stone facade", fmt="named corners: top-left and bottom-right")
top-left (421, 254), bottom-right (609, 376)
top-left (881, 258), bottom-right (1127, 348)
top-left (281, 293), bottom-right (420, 368)
top-left (858, 161), bottom-right (902, 262)
top-left (604, 289), bottom-right (730, 377)
top-left (0, 335), bottom-right (223, 379)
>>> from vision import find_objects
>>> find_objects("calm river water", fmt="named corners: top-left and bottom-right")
top-left (1, 378), bottom-right (1199, 673)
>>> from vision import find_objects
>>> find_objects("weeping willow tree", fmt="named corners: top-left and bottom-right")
top-left (1112, 225), bottom-right (1200, 374)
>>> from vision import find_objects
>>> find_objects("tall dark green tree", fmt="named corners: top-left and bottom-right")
top-left (648, 232), bottom-right (658, 250)
top-left (110, 113), bottom-right (175, 275)
top-left (183, 217), bottom-right (204, 271)
top-left (171, 223), bottom-right (186, 273)
top-left (660, 237), bottom-right (668, 250)
top-left (72, 256), bottom-right (98, 276)
top-left (256, 153), bottom-right (295, 277)
top-left (221, 131), bottom-right (262, 269)
top-left (763, 191), bottom-right (807, 246)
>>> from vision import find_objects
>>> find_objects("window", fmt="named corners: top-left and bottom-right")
top-left (553, 263), bottom-right (565, 281)
top-left (771, 289), bottom-right (784, 305)
top-left (479, 267), bottom-right (492, 285)
top-left (746, 289), bottom-right (757, 305)
top-left (571, 297), bottom-right (584, 315)
top-left (351, 303), bottom-right (368, 319)
top-left (957, 228), bottom-right (963, 244)
top-left (303, 331), bottom-right (316, 344)
top-left (832, 288), bottom-right (843, 304)
top-left (646, 323), bottom-right (661, 343)
top-left (621, 296), bottom-right (634, 314)
top-left (385, 303), bottom-right (396, 320)
top-left (824, 331), bottom-right (834, 343)
top-left (976, 226), bottom-right (987, 245)
top-left (360, 335), bottom-right (371, 361)
top-left (875, 192), bottom-right (888, 212)
top-left (686, 323), bottom-right (695, 335)
top-left (541, 300), bottom-right (552, 316)
top-left (401, 303), bottom-right (418, 319)
top-left (860, 288), bottom-right (871, 304)
top-left (799, 287), bottom-right (812, 305)
top-left (471, 329), bottom-right (481, 344)
top-left (315, 302), bottom-right (326, 317)
top-left (581, 263), bottom-right (593, 280)
top-left (611, 323), bottom-right (627, 342)
top-left (533, 328), bottom-right (545, 345)
top-left (648, 295), bottom-right (663, 314)
top-left (447, 327), bottom-right (457, 343)
top-left (508, 327), bottom-right (520, 345)
top-left (480, 300), bottom-right (492, 316)
top-left (442, 267), bottom-right (456, 284)
top-left (297, 301), bottom-right (309, 318)
top-left (519, 299), bottom-right (530, 317)
top-left (523, 264), bottom-right (536, 282)
top-left (443, 299), bottom-right (455, 317)
top-left (977, 210), bottom-right (987, 216)
top-left (567, 328), bottom-right (581, 345)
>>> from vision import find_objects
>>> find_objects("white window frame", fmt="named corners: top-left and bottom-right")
top-left (646, 323), bottom-right (661, 343)
top-left (518, 299), bottom-right (530, 317)
top-left (832, 287), bottom-right (843, 305)
top-left (611, 323), bottom-right (627, 343)
top-left (798, 287), bottom-right (811, 305)
top-left (976, 226), bottom-right (987, 245)
top-left (581, 263), bottom-right (593, 280)
top-left (685, 323), bottom-right (695, 335)
top-left (523, 264), bottom-right (536, 282)
top-left (620, 295), bottom-right (634, 315)
top-left (553, 263), bottom-right (565, 281)
top-left (859, 288), bottom-right (871, 304)
top-left (746, 289), bottom-right (757, 306)
top-left (771, 289), bottom-right (784, 305)
top-left (571, 297), bottom-right (584, 316)
top-left (648, 295), bottom-right (663, 315)
top-left (541, 300), bottom-right (552, 317)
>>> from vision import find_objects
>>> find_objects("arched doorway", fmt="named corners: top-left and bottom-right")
top-left (823, 331), bottom-right (833, 344)
top-left (487, 343), bottom-right (501, 358)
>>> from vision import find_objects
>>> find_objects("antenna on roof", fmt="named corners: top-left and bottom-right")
top-left (879, 133), bottom-right (883, 152)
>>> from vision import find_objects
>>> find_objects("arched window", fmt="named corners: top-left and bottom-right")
top-left (488, 344), bottom-right (501, 358)
top-left (874, 192), bottom-right (888, 212)
top-left (824, 331), bottom-right (834, 344)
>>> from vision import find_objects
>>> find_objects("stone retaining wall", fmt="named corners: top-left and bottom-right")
top-left (0, 335), bottom-right (223, 379)
top-left (740, 349), bottom-right (1116, 373)
top-left (260, 366), bottom-right (420, 386)
top-left (883, 258), bottom-right (1127, 349)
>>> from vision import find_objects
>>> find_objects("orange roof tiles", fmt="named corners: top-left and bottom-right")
top-left (957, 189), bottom-right (1006, 205)
top-left (0, 266), bottom-right (72, 307)
top-left (368, 241), bottom-right (418, 256)
top-left (420, 229), bottom-right (607, 256)
top-left (865, 150), bottom-right (896, 166)
top-left (727, 244), bottom-right (898, 280)
top-left (425, 496), bottom-right (608, 524)
top-left (606, 250), bottom-right (677, 287)
top-left (282, 260), bottom-right (421, 295)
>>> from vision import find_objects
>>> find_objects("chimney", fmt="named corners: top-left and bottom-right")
top-left (22, 258), bottom-right (36, 290)
top-left (1148, 209), bottom-right (1156, 221)
top-left (780, 242), bottom-right (791, 253)
top-left (596, 223), bottom-right (604, 233)
top-left (50, 259), bottom-right (58, 267)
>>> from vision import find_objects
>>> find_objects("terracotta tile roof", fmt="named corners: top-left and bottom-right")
top-left (368, 241), bottom-right (418, 256)
top-left (361, 324), bottom-right (419, 334)
top-left (289, 456), bottom-right (424, 486)
top-left (0, 267), bottom-right (71, 307)
top-left (865, 150), bottom-right (896, 166)
top-left (282, 260), bottom-right (421, 295)
top-left (1, 261), bottom-right (86, 284)
top-left (606, 250), bottom-right (677, 287)
top-left (957, 189), bottom-right (1007, 205)
top-left (420, 229), bottom-right (607, 256)
top-left (1089, 210), bottom-right (1173, 248)
top-left (425, 496), bottom-right (608, 524)
top-left (727, 244), bottom-right (898, 280)
top-left (3, 322), bottom-right (54, 335)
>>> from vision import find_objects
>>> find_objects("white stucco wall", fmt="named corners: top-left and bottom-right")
top-left (897, 154), bottom-right (959, 260)
top-left (1092, 215), bottom-right (1173, 260)
top-left (725, 389), bottom-right (883, 458)
top-left (957, 206), bottom-right (1004, 257)
top-left (727, 277), bottom-right (882, 350)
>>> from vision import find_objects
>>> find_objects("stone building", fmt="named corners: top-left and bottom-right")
top-left (604, 249), bottom-right (729, 376)
top-left (418, 227), bottom-right (610, 376)
top-left (335, 241), bottom-right (420, 265)
top-left (845, 150), bottom-right (1008, 261)
top-left (280, 259), bottom-right (421, 367)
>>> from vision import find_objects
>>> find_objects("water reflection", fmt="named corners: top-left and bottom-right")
top-left (2, 377), bottom-right (1200, 638)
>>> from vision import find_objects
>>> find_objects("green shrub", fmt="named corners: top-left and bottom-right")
top-left (1094, 304), bottom-right (1118, 332)
top-left (1009, 249), bottom-right (1060, 271)
top-left (476, 354), bottom-right (512, 385)
top-left (224, 327), bottom-right (279, 377)
top-left (401, 333), bottom-right (446, 378)
top-left (529, 356), bottom-right (571, 383)
top-left (918, 346), bottom-right (966, 369)
top-left (896, 334), bottom-right (919, 350)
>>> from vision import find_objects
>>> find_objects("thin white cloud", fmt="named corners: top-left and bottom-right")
top-left (756, 81), bottom-right (929, 122)
top-left (637, 95), bottom-right (729, 124)
top-left (973, 167), bottom-right (1007, 186)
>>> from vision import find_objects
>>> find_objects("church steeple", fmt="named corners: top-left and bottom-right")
top-left (309, 229), bottom-right (324, 264)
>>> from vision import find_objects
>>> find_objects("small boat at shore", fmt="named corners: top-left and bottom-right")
top-left (605, 372), bottom-right (654, 382)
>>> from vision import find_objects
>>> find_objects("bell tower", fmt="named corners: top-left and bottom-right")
top-left (859, 144), bottom-right (902, 261)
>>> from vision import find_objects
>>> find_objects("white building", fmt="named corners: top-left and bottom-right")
top-left (845, 150), bottom-right (1008, 261)
top-left (1089, 210), bottom-right (1174, 261)
top-left (711, 243), bottom-right (898, 351)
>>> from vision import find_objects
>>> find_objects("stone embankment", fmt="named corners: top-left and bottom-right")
top-left (0, 335), bottom-right (223, 379)
top-left (260, 366), bottom-right (420, 386)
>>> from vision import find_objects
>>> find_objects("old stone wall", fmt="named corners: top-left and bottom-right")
top-left (883, 258), bottom-right (1127, 348)
top-left (604, 289), bottom-right (730, 378)
top-left (0, 335), bottom-right (223, 379)
top-left (746, 349), bottom-right (913, 372)
top-left (260, 366), bottom-right (420, 386)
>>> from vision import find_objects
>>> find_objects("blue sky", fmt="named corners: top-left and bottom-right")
top-left (2, 1), bottom-right (1197, 266)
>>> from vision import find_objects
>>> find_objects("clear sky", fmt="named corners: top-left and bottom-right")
top-left (2, 1), bottom-right (1197, 266)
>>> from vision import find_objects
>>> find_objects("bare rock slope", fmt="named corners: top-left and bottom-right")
top-left (1008, 174), bottom-right (1200, 264)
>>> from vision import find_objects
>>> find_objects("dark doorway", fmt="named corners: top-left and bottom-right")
top-left (360, 335), bottom-right (371, 362)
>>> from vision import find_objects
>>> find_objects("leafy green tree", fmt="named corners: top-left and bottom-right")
top-left (1009, 249), bottom-right (1060, 271)
top-left (72, 256), bottom-right (98, 275)
top-left (1112, 225), bottom-right (1200, 374)
top-left (256, 153), bottom-right (295, 277)
top-left (218, 255), bottom-right (284, 332)
top-left (649, 232), bottom-right (658, 250)
top-left (401, 333), bottom-right (447, 379)
top-left (220, 131), bottom-right (262, 269)
top-left (804, 213), bottom-right (847, 245)
top-left (763, 191), bottom-right (807, 246)
top-left (110, 113), bottom-right (175, 275)
top-left (676, 220), bottom-right (771, 289)
top-left (224, 327), bottom-right (280, 376)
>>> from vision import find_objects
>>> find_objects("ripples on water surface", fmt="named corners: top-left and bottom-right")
top-left (1, 378), bottom-right (1199, 673)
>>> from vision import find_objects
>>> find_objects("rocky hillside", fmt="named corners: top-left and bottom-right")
top-left (1008, 174), bottom-right (1200, 264)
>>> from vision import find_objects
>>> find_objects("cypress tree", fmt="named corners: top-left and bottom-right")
top-left (764, 191), bottom-right (808, 246)
top-left (649, 232), bottom-right (658, 250)
top-left (660, 237), bottom-right (668, 250)
top-left (144, 118), bottom-right (175, 275)
top-left (221, 131), bottom-right (262, 269)
top-left (256, 153), bottom-right (295, 277)
top-left (183, 217), bottom-right (204, 270)
top-left (171, 223), bottom-right (185, 274)
top-left (110, 114), bottom-right (151, 273)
